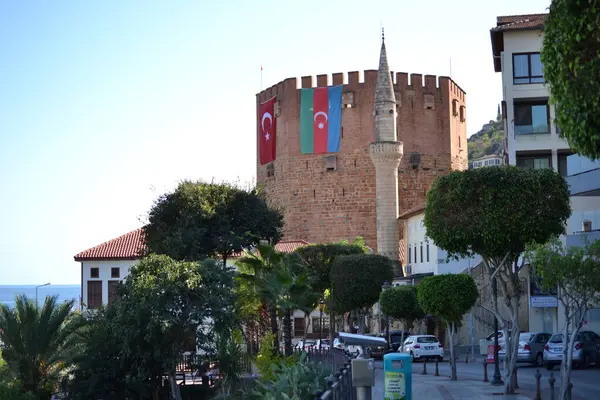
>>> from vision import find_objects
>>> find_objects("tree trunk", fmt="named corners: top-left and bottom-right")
top-left (168, 370), bottom-right (182, 400)
top-left (283, 307), bottom-right (293, 356)
top-left (448, 322), bottom-right (457, 381)
top-left (269, 305), bottom-right (280, 355)
top-left (358, 309), bottom-right (365, 334)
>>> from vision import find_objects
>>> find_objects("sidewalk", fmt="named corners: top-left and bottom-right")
top-left (373, 367), bottom-right (531, 400)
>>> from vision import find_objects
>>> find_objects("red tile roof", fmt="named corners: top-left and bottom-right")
top-left (492, 14), bottom-right (546, 32)
top-left (398, 203), bottom-right (426, 220)
top-left (74, 229), bottom-right (310, 261)
top-left (74, 228), bottom-right (146, 261)
top-left (490, 13), bottom-right (547, 73)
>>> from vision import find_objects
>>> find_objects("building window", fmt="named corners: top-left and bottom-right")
top-left (514, 101), bottom-right (550, 134)
top-left (420, 242), bottom-right (423, 263)
top-left (459, 105), bottom-right (466, 122)
top-left (90, 267), bottom-right (99, 279)
top-left (583, 220), bottom-right (592, 232)
top-left (111, 267), bottom-right (120, 278)
top-left (87, 281), bottom-right (102, 309)
top-left (312, 317), bottom-right (330, 334)
top-left (452, 99), bottom-right (458, 116)
top-left (414, 246), bottom-right (417, 263)
top-left (513, 53), bottom-right (544, 84)
top-left (408, 245), bottom-right (411, 263)
top-left (108, 280), bottom-right (119, 305)
top-left (516, 154), bottom-right (551, 170)
top-left (426, 242), bottom-right (430, 262)
top-left (294, 318), bottom-right (305, 337)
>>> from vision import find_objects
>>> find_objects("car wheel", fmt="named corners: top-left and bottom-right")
top-left (546, 364), bottom-right (554, 371)
top-left (438, 356), bottom-right (443, 362)
top-left (582, 354), bottom-right (590, 369)
top-left (535, 353), bottom-right (543, 367)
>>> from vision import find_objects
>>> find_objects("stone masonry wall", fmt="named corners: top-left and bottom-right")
top-left (256, 70), bottom-right (467, 254)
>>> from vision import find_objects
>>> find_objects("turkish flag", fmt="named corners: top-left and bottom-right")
top-left (258, 97), bottom-right (277, 165)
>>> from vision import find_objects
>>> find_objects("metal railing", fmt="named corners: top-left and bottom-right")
top-left (294, 348), bottom-right (356, 400)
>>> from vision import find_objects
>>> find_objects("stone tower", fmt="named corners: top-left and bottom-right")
top-left (368, 33), bottom-right (404, 278)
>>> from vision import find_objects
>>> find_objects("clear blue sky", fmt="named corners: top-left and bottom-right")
top-left (0, 0), bottom-right (551, 284)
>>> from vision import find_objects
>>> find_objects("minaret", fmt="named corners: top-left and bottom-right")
top-left (368, 30), bottom-right (404, 278)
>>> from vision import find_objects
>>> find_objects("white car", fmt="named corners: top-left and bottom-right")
top-left (403, 335), bottom-right (444, 362)
top-left (313, 339), bottom-right (331, 351)
top-left (294, 339), bottom-right (316, 351)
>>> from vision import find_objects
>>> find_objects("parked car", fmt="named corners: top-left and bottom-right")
top-left (389, 331), bottom-right (411, 352)
top-left (365, 333), bottom-right (386, 359)
top-left (498, 332), bottom-right (551, 366)
top-left (544, 330), bottom-right (600, 370)
top-left (333, 337), bottom-right (363, 356)
top-left (479, 329), bottom-right (525, 355)
top-left (294, 339), bottom-right (316, 351)
top-left (403, 335), bottom-right (444, 362)
top-left (313, 339), bottom-right (331, 350)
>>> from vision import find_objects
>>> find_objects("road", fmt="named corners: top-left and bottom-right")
top-left (372, 358), bottom-right (600, 400)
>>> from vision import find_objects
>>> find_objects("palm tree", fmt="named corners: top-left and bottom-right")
top-left (0, 294), bottom-right (82, 397)
top-left (263, 253), bottom-right (317, 356)
top-left (236, 244), bottom-right (286, 354)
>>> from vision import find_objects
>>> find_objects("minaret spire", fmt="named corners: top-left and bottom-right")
top-left (374, 30), bottom-right (397, 141)
top-left (368, 34), bottom-right (404, 278)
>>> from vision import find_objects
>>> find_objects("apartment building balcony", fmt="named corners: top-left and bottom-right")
top-left (567, 154), bottom-right (600, 196)
top-left (567, 229), bottom-right (600, 248)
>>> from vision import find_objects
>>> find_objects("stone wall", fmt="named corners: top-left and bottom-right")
top-left (256, 70), bottom-right (468, 254)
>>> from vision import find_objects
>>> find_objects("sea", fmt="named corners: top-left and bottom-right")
top-left (0, 285), bottom-right (81, 309)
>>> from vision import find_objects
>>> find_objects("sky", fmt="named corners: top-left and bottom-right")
top-left (0, 0), bottom-right (552, 285)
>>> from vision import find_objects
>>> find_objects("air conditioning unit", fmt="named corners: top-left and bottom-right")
top-left (408, 152), bottom-right (421, 169)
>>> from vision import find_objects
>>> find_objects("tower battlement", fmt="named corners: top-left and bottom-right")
top-left (257, 71), bottom-right (466, 103)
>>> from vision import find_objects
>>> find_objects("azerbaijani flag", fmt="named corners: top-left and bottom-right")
top-left (300, 85), bottom-right (343, 154)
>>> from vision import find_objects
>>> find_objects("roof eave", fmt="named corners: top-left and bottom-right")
top-left (490, 29), bottom-right (503, 73)
top-left (74, 256), bottom-right (142, 262)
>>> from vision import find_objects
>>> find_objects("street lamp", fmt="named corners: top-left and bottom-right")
top-left (35, 283), bottom-right (50, 306)
top-left (491, 276), bottom-right (504, 386)
top-left (318, 299), bottom-right (325, 351)
top-left (381, 281), bottom-right (391, 350)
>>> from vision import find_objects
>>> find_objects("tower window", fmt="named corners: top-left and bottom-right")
top-left (408, 245), bottom-right (411, 263)
top-left (414, 246), bottom-right (417, 263)
top-left (426, 241), bottom-right (430, 262)
top-left (420, 242), bottom-right (423, 263)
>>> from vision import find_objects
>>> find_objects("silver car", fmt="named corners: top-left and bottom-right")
top-left (543, 330), bottom-right (600, 370)
top-left (498, 332), bottom-right (551, 366)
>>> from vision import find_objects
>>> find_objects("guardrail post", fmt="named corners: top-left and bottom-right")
top-left (549, 372), bottom-right (556, 400)
top-left (513, 366), bottom-right (519, 389)
top-left (435, 358), bottom-right (439, 376)
top-left (422, 358), bottom-right (428, 375)
top-left (483, 361), bottom-right (488, 383)
top-left (567, 381), bottom-right (573, 400)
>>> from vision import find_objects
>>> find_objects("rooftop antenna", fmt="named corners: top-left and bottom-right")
top-left (449, 57), bottom-right (453, 78)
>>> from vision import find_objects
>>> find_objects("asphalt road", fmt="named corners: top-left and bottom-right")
top-left (372, 358), bottom-right (600, 400)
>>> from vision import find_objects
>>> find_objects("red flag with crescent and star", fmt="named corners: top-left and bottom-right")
top-left (258, 97), bottom-right (277, 165)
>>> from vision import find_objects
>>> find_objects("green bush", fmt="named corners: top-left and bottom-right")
top-left (254, 333), bottom-right (299, 381)
top-left (0, 380), bottom-right (36, 400)
top-left (245, 353), bottom-right (332, 400)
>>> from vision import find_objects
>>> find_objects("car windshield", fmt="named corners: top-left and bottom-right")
top-left (549, 334), bottom-right (580, 343)
top-left (519, 333), bottom-right (534, 343)
top-left (390, 333), bottom-right (408, 343)
top-left (417, 336), bottom-right (438, 344)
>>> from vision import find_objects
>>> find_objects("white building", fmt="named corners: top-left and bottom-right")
top-left (74, 230), bottom-right (326, 341)
top-left (398, 205), bottom-right (481, 283)
top-left (491, 13), bottom-right (600, 334)
top-left (470, 154), bottom-right (504, 169)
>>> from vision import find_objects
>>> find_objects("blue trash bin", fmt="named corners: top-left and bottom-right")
top-left (383, 352), bottom-right (412, 400)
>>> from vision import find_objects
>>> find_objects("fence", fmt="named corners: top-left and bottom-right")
top-left (296, 348), bottom-right (356, 400)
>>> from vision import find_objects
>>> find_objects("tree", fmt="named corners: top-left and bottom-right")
top-left (542, 0), bottom-right (600, 159)
top-left (0, 295), bottom-right (82, 398)
top-left (526, 238), bottom-right (600, 400)
top-left (144, 180), bottom-right (284, 265)
top-left (236, 244), bottom-right (287, 355)
top-left (331, 254), bottom-right (393, 333)
top-left (71, 256), bottom-right (236, 400)
top-left (379, 286), bottom-right (424, 349)
top-left (423, 166), bottom-right (571, 393)
top-left (417, 274), bottom-right (478, 380)
top-left (295, 240), bottom-right (366, 336)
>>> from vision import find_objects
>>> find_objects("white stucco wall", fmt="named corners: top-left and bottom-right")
top-left (81, 259), bottom-right (139, 307)
top-left (403, 213), bottom-right (481, 277)
top-left (501, 30), bottom-right (570, 168)
top-left (81, 258), bottom-right (238, 308)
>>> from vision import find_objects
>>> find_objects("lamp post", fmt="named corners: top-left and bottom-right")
top-left (318, 299), bottom-right (325, 351)
top-left (35, 283), bottom-right (50, 306)
top-left (381, 281), bottom-right (391, 350)
top-left (491, 276), bottom-right (504, 386)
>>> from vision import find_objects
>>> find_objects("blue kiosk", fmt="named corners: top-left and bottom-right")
top-left (383, 352), bottom-right (412, 400)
